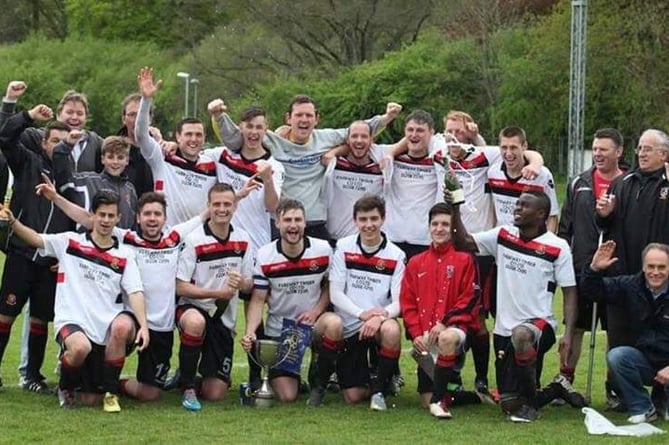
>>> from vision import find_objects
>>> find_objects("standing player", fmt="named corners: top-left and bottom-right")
top-left (208, 105), bottom-right (284, 389)
top-left (449, 190), bottom-right (586, 422)
top-left (487, 126), bottom-right (559, 232)
top-left (241, 199), bottom-right (332, 403)
top-left (401, 203), bottom-right (486, 418)
top-left (383, 110), bottom-right (440, 260)
top-left (210, 96), bottom-right (400, 239)
top-left (313, 195), bottom-right (404, 410)
top-left (175, 183), bottom-right (254, 411)
top-left (37, 180), bottom-right (206, 402)
top-left (136, 67), bottom-right (218, 226)
top-left (324, 121), bottom-right (384, 241)
top-left (1, 191), bottom-right (149, 412)
top-left (557, 128), bottom-right (624, 401)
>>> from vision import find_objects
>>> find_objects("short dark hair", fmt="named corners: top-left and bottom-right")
top-left (276, 198), bottom-right (305, 219)
top-left (287, 95), bottom-right (318, 116)
top-left (91, 190), bottom-right (120, 213)
top-left (240, 106), bottom-right (266, 123)
top-left (43, 121), bottom-right (70, 140)
top-left (176, 117), bottom-right (204, 134)
top-left (499, 126), bottom-right (527, 145)
top-left (406, 109), bottom-right (434, 130)
top-left (521, 189), bottom-right (551, 219)
top-left (353, 195), bottom-right (385, 219)
top-left (428, 202), bottom-right (453, 223)
top-left (207, 182), bottom-right (236, 201)
top-left (593, 128), bottom-right (623, 148)
top-left (138, 192), bottom-right (167, 213)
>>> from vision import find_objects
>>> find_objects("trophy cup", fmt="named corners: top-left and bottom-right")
top-left (252, 339), bottom-right (281, 408)
top-left (248, 319), bottom-right (314, 407)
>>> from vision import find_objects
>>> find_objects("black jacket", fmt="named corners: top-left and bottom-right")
top-left (53, 141), bottom-right (138, 230)
top-left (595, 168), bottom-right (669, 275)
top-left (116, 126), bottom-right (154, 198)
top-left (581, 267), bottom-right (669, 369)
top-left (0, 111), bottom-right (73, 264)
top-left (558, 167), bottom-right (601, 272)
top-left (19, 126), bottom-right (103, 173)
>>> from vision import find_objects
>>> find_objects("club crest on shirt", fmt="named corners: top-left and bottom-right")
top-left (233, 242), bottom-right (242, 254)
top-left (164, 238), bottom-right (175, 247)
top-left (110, 258), bottom-right (120, 270)
top-left (446, 265), bottom-right (455, 278)
top-left (309, 260), bottom-right (319, 271)
top-left (659, 187), bottom-right (669, 200)
top-left (535, 245), bottom-right (546, 256)
top-left (376, 259), bottom-right (385, 271)
top-left (5, 293), bottom-right (16, 306)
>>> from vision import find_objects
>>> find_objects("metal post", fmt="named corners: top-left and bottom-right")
top-left (191, 78), bottom-right (199, 120)
top-left (567, 0), bottom-right (588, 178)
top-left (177, 72), bottom-right (190, 118)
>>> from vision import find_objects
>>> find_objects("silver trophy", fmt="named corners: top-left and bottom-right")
top-left (250, 339), bottom-right (291, 408)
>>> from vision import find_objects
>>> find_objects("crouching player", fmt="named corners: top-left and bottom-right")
top-left (310, 195), bottom-right (405, 410)
top-left (37, 178), bottom-right (206, 402)
top-left (175, 183), bottom-right (254, 410)
top-left (241, 199), bottom-right (332, 403)
top-left (1, 191), bottom-right (149, 412)
top-left (401, 203), bottom-right (489, 419)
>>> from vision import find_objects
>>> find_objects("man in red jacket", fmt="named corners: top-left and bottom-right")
top-left (400, 203), bottom-right (484, 419)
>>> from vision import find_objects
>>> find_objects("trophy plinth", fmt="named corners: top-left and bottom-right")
top-left (252, 339), bottom-right (280, 408)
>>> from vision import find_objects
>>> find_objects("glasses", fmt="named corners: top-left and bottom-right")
top-left (635, 145), bottom-right (660, 155)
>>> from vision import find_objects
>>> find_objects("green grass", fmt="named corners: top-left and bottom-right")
top-left (1, 177), bottom-right (667, 444)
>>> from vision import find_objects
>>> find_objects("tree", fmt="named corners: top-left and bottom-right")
top-left (0, 0), bottom-right (68, 42)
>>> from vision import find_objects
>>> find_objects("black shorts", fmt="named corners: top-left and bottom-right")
top-left (56, 323), bottom-right (106, 394)
top-left (336, 335), bottom-right (373, 390)
top-left (0, 253), bottom-right (56, 321)
top-left (574, 276), bottom-right (608, 331)
top-left (136, 329), bottom-right (174, 387)
top-left (493, 318), bottom-right (556, 392)
top-left (176, 304), bottom-right (234, 384)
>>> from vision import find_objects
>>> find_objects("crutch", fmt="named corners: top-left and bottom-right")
top-left (584, 232), bottom-right (604, 404)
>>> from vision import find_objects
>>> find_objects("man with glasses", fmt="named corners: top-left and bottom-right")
top-left (596, 129), bottom-right (669, 348)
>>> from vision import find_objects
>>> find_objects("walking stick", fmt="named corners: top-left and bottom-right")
top-left (584, 232), bottom-right (603, 405)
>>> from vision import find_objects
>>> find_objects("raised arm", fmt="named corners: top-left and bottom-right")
top-left (135, 67), bottom-right (164, 164)
top-left (450, 201), bottom-right (479, 252)
top-left (35, 173), bottom-right (93, 228)
top-left (0, 81), bottom-right (26, 128)
top-left (0, 206), bottom-right (44, 249)
top-left (208, 99), bottom-right (244, 151)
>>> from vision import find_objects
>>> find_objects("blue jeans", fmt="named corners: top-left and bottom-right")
top-left (607, 346), bottom-right (668, 415)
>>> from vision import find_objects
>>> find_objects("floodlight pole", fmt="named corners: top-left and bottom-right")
top-left (567, 0), bottom-right (588, 178)
top-left (177, 72), bottom-right (190, 118)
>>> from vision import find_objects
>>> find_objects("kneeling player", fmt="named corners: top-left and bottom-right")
top-left (1, 191), bottom-right (149, 412)
top-left (175, 183), bottom-right (254, 410)
top-left (314, 195), bottom-right (405, 410)
top-left (449, 190), bottom-right (586, 422)
top-left (241, 199), bottom-right (332, 403)
top-left (38, 180), bottom-right (206, 402)
top-left (401, 203), bottom-right (488, 419)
